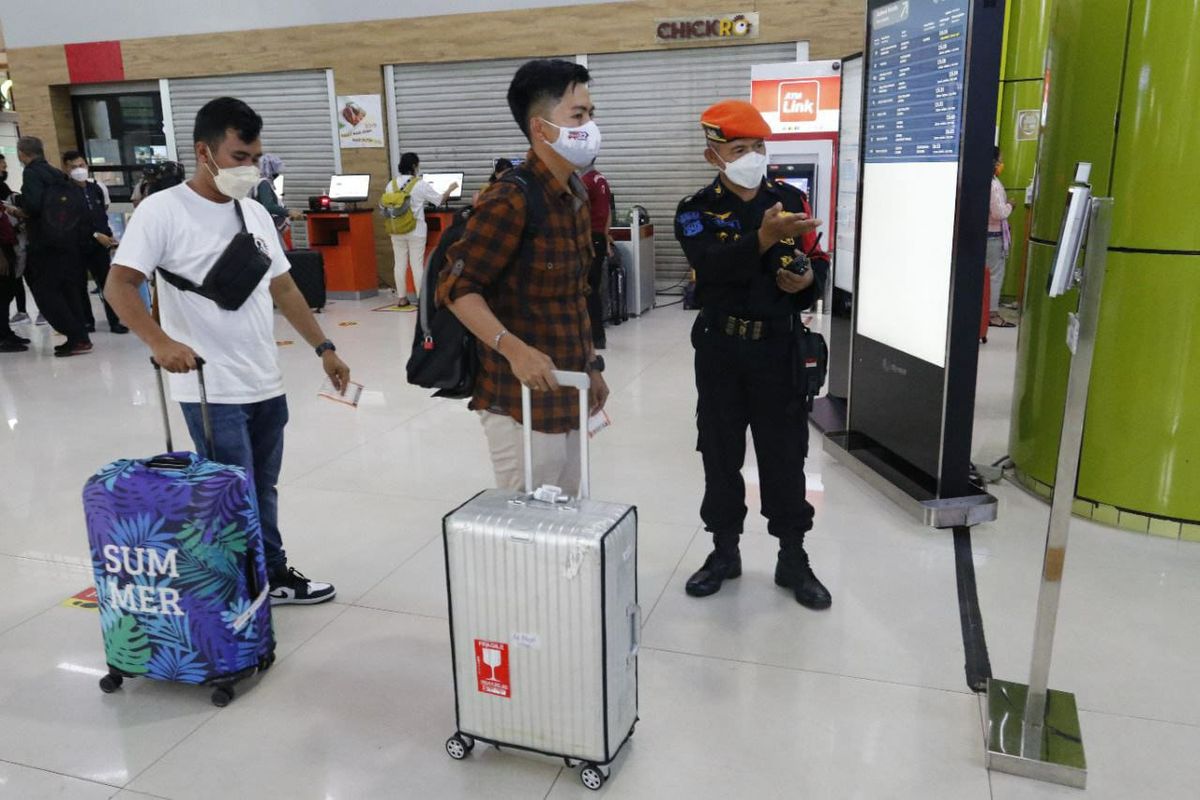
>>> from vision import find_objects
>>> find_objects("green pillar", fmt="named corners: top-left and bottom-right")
top-left (996, 0), bottom-right (1054, 303)
top-left (1009, 0), bottom-right (1200, 538)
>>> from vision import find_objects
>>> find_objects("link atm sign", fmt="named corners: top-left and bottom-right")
top-left (656, 12), bottom-right (760, 43)
top-left (751, 61), bottom-right (842, 134)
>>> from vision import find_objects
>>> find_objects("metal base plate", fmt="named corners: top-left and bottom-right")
top-left (985, 679), bottom-right (1087, 789)
top-left (823, 433), bottom-right (998, 528)
top-left (328, 289), bottom-right (379, 300)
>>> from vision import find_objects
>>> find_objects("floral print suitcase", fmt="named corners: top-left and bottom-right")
top-left (82, 361), bottom-right (275, 706)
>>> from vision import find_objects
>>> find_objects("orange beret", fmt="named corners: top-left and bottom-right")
top-left (700, 100), bottom-right (771, 143)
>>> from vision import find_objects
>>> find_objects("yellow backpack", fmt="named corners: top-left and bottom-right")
top-left (379, 176), bottom-right (420, 236)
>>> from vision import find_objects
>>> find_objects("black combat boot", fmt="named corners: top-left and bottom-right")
top-left (685, 535), bottom-right (742, 597)
top-left (774, 540), bottom-right (831, 610)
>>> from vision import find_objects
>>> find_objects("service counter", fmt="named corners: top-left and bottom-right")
top-left (305, 209), bottom-right (379, 300)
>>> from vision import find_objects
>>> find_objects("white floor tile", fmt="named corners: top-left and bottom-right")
top-left (0, 297), bottom-right (1194, 797)
top-left (548, 648), bottom-right (991, 800)
top-left (0, 760), bottom-right (115, 799)
top-left (126, 607), bottom-right (561, 800)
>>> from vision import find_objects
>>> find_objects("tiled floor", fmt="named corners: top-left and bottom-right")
top-left (0, 295), bottom-right (1195, 799)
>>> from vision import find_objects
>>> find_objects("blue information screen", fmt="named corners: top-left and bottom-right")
top-left (865, 0), bottom-right (968, 164)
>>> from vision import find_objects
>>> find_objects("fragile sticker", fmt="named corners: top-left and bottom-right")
top-left (475, 639), bottom-right (510, 699)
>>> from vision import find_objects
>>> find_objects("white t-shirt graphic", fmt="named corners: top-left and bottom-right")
top-left (114, 183), bottom-right (292, 404)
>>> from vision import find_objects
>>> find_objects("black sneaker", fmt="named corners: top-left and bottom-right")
top-left (0, 338), bottom-right (28, 353)
top-left (269, 567), bottom-right (336, 605)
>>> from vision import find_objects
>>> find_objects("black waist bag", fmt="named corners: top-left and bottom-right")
top-left (792, 320), bottom-right (828, 412)
top-left (158, 200), bottom-right (272, 311)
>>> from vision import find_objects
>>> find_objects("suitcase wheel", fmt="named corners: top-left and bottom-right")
top-left (211, 685), bottom-right (236, 707)
top-left (98, 673), bottom-right (123, 694)
top-left (580, 763), bottom-right (608, 791)
top-left (445, 734), bottom-right (474, 760)
top-left (259, 652), bottom-right (277, 673)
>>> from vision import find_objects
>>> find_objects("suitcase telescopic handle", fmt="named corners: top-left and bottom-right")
top-left (520, 370), bottom-right (591, 499)
top-left (152, 356), bottom-right (213, 455)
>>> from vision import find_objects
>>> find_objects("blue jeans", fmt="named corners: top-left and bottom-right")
top-left (180, 395), bottom-right (289, 575)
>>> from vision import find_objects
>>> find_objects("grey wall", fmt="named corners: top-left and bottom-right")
top-left (0, 0), bottom-right (633, 49)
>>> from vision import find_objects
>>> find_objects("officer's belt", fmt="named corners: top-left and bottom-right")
top-left (707, 311), bottom-right (795, 341)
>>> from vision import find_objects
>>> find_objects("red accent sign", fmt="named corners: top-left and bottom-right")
top-left (64, 41), bottom-right (125, 85)
top-left (474, 639), bottom-right (510, 699)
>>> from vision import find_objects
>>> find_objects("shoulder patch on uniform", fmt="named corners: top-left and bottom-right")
top-left (683, 221), bottom-right (704, 237)
top-left (678, 210), bottom-right (701, 224)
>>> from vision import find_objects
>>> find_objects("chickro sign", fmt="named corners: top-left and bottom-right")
top-left (655, 12), bottom-right (760, 43)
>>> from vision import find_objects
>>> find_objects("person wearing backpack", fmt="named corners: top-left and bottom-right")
top-left (15, 136), bottom-right (93, 356)
top-left (438, 59), bottom-right (608, 493)
top-left (381, 152), bottom-right (457, 308)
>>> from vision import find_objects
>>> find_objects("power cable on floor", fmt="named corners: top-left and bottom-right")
top-left (953, 525), bottom-right (993, 693)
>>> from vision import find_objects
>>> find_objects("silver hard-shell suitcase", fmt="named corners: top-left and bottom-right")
top-left (443, 371), bottom-right (639, 792)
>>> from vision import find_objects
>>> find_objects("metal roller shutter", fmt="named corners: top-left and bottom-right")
top-left (390, 56), bottom-right (563, 202)
top-left (166, 70), bottom-right (338, 249)
top-left (588, 43), bottom-right (797, 287)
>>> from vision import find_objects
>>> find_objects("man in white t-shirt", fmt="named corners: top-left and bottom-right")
top-left (106, 97), bottom-right (351, 606)
top-left (387, 152), bottom-right (458, 307)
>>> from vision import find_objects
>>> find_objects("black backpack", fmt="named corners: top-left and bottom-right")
top-left (406, 168), bottom-right (547, 398)
top-left (38, 169), bottom-right (89, 249)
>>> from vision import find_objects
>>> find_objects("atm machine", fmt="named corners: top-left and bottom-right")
top-left (752, 60), bottom-right (842, 303)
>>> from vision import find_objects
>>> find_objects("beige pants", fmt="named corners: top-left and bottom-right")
top-left (391, 231), bottom-right (427, 300)
top-left (479, 411), bottom-right (582, 496)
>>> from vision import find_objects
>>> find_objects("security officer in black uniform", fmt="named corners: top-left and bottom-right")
top-left (674, 99), bottom-right (832, 610)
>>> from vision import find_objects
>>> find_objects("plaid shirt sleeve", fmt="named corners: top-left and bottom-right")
top-left (438, 182), bottom-right (526, 305)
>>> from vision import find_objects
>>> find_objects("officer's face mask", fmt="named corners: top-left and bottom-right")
top-left (202, 146), bottom-right (261, 199)
top-left (539, 118), bottom-right (603, 170)
top-left (69, 167), bottom-right (89, 182)
top-left (713, 148), bottom-right (768, 190)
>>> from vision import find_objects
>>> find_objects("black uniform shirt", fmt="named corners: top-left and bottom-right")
top-left (675, 176), bottom-right (827, 319)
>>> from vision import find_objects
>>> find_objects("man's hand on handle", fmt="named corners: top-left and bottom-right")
top-left (506, 341), bottom-right (560, 393)
top-left (151, 338), bottom-right (200, 373)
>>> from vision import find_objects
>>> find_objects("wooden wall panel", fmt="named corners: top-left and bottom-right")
top-left (8, 0), bottom-right (864, 285)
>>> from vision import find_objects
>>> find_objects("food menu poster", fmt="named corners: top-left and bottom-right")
top-left (337, 94), bottom-right (385, 149)
top-left (865, 0), bottom-right (967, 164)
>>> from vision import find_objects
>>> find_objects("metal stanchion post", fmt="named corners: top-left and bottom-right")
top-left (984, 193), bottom-right (1113, 789)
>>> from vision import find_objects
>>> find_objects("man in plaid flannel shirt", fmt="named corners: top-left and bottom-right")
top-left (439, 59), bottom-right (609, 494)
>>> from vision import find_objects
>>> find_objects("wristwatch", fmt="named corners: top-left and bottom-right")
top-left (588, 355), bottom-right (605, 373)
top-left (315, 340), bottom-right (336, 357)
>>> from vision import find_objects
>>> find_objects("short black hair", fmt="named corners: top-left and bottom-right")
top-left (507, 59), bottom-right (591, 140)
top-left (62, 150), bottom-right (85, 163)
top-left (399, 152), bottom-right (420, 175)
top-left (993, 146), bottom-right (1001, 163)
top-left (193, 97), bottom-right (263, 151)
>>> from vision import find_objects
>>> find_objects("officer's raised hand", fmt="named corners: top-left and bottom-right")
top-left (758, 203), bottom-right (823, 252)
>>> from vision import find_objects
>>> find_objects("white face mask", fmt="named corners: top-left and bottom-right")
top-left (69, 167), bottom-right (89, 182)
top-left (540, 119), bottom-right (602, 170)
top-left (203, 148), bottom-right (260, 199)
top-left (715, 149), bottom-right (768, 190)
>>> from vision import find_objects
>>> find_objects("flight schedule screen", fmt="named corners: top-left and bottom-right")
top-left (856, 0), bottom-right (968, 368)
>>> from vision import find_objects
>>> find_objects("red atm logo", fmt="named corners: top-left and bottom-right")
top-left (779, 81), bottom-right (820, 123)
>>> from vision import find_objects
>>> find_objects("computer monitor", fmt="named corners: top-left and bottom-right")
top-left (328, 174), bottom-right (370, 202)
top-left (423, 172), bottom-right (464, 200)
